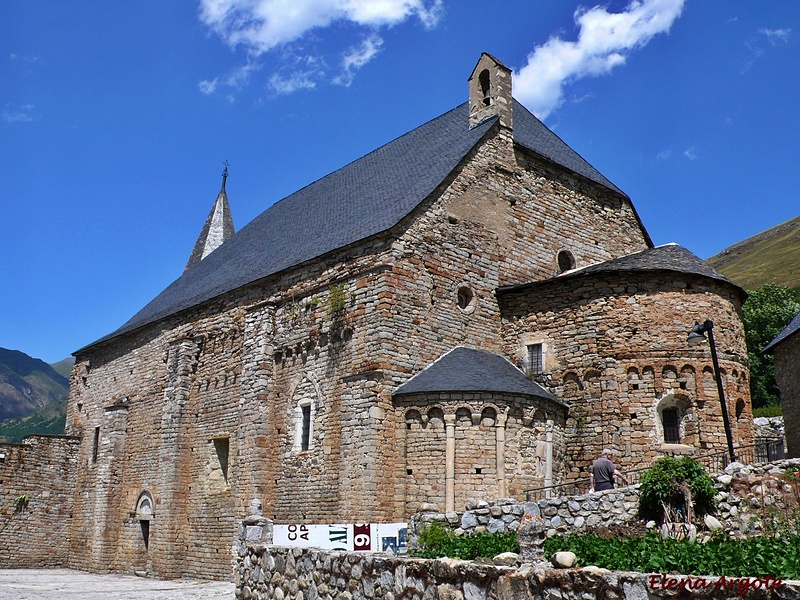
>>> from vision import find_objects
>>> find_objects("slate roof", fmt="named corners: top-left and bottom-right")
top-left (497, 244), bottom-right (744, 297)
top-left (763, 311), bottom-right (800, 354)
top-left (392, 346), bottom-right (564, 406)
top-left (83, 100), bottom-right (636, 351)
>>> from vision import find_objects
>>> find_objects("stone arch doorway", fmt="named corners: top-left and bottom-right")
top-left (134, 491), bottom-right (154, 573)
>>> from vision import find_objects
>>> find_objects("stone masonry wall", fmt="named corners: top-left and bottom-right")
top-left (501, 270), bottom-right (752, 481)
top-left (235, 545), bottom-right (799, 600)
top-left (773, 334), bottom-right (800, 458)
top-left (0, 435), bottom-right (80, 568)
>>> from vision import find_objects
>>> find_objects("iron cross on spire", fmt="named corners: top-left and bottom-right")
top-left (221, 160), bottom-right (230, 191)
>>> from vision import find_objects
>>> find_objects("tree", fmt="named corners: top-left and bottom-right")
top-left (742, 283), bottom-right (800, 408)
top-left (638, 456), bottom-right (716, 521)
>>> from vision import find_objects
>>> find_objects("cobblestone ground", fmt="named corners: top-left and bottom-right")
top-left (0, 569), bottom-right (234, 599)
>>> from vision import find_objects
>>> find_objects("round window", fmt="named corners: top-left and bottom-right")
top-left (557, 250), bottom-right (575, 273)
top-left (456, 286), bottom-right (476, 312)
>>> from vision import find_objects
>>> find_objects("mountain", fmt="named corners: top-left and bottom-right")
top-left (707, 216), bottom-right (800, 292)
top-left (0, 348), bottom-right (69, 423)
top-left (50, 356), bottom-right (76, 380)
top-left (0, 398), bottom-right (66, 443)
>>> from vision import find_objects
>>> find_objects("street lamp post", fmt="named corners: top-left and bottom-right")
top-left (687, 319), bottom-right (736, 464)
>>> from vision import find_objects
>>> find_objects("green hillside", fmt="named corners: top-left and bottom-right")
top-left (50, 356), bottom-right (75, 380)
top-left (0, 348), bottom-right (68, 420)
top-left (0, 348), bottom-right (69, 443)
top-left (0, 399), bottom-right (66, 443)
top-left (707, 216), bottom-right (800, 291)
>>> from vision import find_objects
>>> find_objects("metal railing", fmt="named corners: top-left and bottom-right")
top-left (524, 440), bottom-right (787, 502)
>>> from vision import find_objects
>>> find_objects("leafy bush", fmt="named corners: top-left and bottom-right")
top-left (753, 405), bottom-right (783, 418)
top-left (543, 531), bottom-right (800, 579)
top-left (743, 283), bottom-right (800, 408)
top-left (326, 283), bottom-right (347, 315)
top-left (639, 457), bottom-right (716, 520)
top-left (411, 521), bottom-right (519, 560)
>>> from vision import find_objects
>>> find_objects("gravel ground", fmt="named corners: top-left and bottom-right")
top-left (0, 569), bottom-right (234, 600)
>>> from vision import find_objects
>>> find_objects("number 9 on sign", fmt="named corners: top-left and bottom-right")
top-left (353, 524), bottom-right (371, 551)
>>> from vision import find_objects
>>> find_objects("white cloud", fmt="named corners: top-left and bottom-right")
top-left (199, 0), bottom-right (442, 54)
top-left (10, 53), bottom-right (40, 64)
top-left (199, 78), bottom-right (219, 94)
top-left (683, 146), bottom-right (697, 161)
top-left (2, 104), bottom-right (34, 123)
top-left (268, 70), bottom-right (319, 94)
top-left (198, 60), bottom-right (262, 96)
top-left (333, 34), bottom-right (384, 86)
top-left (743, 27), bottom-right (792, 72)
top-left (199, 0), bottom-right (441, 95)
top-left (759, 28), bottom-right (791, 46)
top-left (513, 0), bottom-right (686, 120)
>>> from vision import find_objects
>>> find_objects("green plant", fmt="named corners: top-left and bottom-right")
top-left (743, 284), bottom-right (800, 408)
top-left (543, 531), bottom-right (800, 579)
top-left (326, 283), bottom-right (347, 315)
top-left (411, 521), bottom-right (519, 560)
top-left (638, 457), bottom-right (716, 520)
top-left (753, 405), bottom-right (783, 418)
top-left (13, 494), bottom-right (29, 511)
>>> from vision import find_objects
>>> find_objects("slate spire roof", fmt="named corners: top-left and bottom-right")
top-left (184, 165), bottom-right (235, 273)
top-left (83, 98), bottom-right (643, 351)
top-left (392, 346), bottom-right (564, 406)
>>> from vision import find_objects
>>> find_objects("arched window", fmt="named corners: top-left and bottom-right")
top-left (557, 250), bottom-right (575, 273)
top-left (292, 378), bottom-right (319, 452)
top-left (735, 399), bottom-right (746, 420)
top-left (478, 69), bottom-right (491, 106)
top-left (662, 407), bottom-right (680, 443)
top-left (656, 395), bottom-right (691, 445)
top-left (135, 491), bottom-right (154, 550)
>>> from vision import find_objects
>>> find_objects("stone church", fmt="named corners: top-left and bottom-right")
top-left (58, 54), bottom-right (752, 578)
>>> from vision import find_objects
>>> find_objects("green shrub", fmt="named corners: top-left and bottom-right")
top-left (543, 531), bottom-right (800, 579)
top-left (326, 283), bottom-right (347, 314)
top-left (753, 405), bottom-right (783, 418)
top-left (411, 521), bottom-right (519, 560)
top-left (638, 457), bottom-right (716, 520)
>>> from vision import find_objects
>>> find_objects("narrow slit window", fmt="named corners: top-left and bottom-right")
top-left (92, 427), bottom-right (100, 463)
top-left (301, 404), bottom-right (311, 451)
top-left (213, 438), bottom-right (229, 483)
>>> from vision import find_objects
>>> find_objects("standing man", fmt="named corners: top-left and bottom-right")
top-left (589, 449), bottom-right (627, 492)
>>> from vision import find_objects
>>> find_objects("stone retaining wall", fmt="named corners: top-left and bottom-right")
top-left (410, 489), bottom-right (641, 549)
top-left (409, 458), bottom-right (800, 546)
top-left (235, 544), bottom-right (799, 600)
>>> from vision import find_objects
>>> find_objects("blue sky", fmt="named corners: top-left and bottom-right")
top-left (2, 0), bottom-right (798, 364)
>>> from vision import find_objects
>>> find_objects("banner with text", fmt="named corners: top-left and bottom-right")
top-left (273, 523), bottom-right (407, 555)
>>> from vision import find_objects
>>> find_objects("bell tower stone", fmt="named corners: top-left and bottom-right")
top-left (468, 53), bottom-right (513, 130)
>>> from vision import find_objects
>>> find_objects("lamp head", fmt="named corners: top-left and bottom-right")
top-left (687, 330), bottom-right (707, 346)
top-left (687, 320), bottom-right (712, 347)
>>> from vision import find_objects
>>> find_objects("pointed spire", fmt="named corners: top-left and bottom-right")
top-left (184, 162), bottom-right (235, 273)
